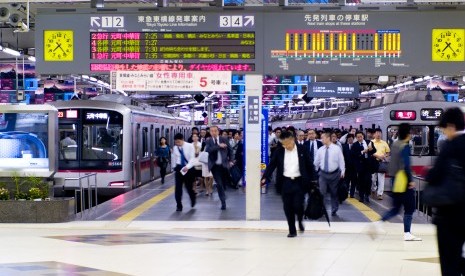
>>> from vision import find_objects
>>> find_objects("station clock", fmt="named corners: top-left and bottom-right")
top-left (432, 29), bottom-right (465, 62)
top-left (43, 30), bottom-right (74, 61)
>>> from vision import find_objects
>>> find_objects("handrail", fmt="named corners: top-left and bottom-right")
top-left (65, 173), bottom-right (98, 219)
top-left (412, 175), bottom-right (429, 220)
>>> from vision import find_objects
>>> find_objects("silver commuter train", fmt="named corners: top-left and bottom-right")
top-left (50, 95), bottom-right (191, 196)
top-left (275, 90), bottom-right (465, 176)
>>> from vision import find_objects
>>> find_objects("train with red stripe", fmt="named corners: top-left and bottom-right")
top-left (273, 90), bottom-right (465, 176)
top-left (51, 95), bottom-right (191, 196)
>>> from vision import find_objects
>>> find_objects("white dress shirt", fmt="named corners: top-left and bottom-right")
top-left (314, 143), bottom-right (345, 175)
top-left (283, 145), bottom-right (301, 178)
top-left (171, 142), bottom-right (196, 169)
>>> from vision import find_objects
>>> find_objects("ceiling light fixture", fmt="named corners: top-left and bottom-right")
top-left (2, 47), bottom-right (20, 57)
top-left (27, 56), bottom-right (35, 62)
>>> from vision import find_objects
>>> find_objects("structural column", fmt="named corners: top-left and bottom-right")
top-left (245, 74), bottom-right (261, 220)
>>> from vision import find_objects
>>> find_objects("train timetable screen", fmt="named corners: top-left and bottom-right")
top-left (90, 32), bottom-right (256, 60)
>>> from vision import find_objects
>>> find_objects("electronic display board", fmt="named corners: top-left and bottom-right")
top-left (90, 32), bottom-right (255, 60)
top-left (36, 9), bottom-right (262, 75)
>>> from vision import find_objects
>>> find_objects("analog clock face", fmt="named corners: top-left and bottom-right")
top-left (432, 29), bottom-right (465, 62)
top-left (43, 30), bottom-right (74, 61)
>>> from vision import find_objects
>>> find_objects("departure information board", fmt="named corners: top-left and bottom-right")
top-left (90, 32), bottom-right (255, 60)
top-left (36, 9), bottom-right (262, 74)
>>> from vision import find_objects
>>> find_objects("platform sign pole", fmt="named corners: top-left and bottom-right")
top-left (260, 108), bottom-right (269, 194)
top-left (245, 74), bottom-right (262, 221)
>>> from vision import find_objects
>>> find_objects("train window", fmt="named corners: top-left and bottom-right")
top-left (142, 127), bottom-right (149, 158)
top-left (410, 126), bottom-right (429, 156)
top-left (59, 124), bottom-right (77, 160)
top-left (82, 126), bottom-right (122, 161)
top-left (387, 125), bottom-right (430, 156)
top-left (155, 128), bottom-right (160, 151)
top-left (434, 127), bottom-right (447, 154)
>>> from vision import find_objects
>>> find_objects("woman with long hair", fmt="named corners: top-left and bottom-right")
top-left (156, 137), bottom-right (170, 184)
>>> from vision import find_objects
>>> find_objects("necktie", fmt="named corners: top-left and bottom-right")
top-left (309, 141), bottom-right (314, 157)
top-left (179, 147), bottom-right (187, 167)
top-left (324, 146), bottom-right (329, 172)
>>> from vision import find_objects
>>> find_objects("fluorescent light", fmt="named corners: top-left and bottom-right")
top-left (3, 47), bottom-right (20, 57)
top-left (89, 77), bottom-right (98, 82)
top-left (460, 85), bottom-right (465, 90)
top-left (82, 75), bottom-right (89, 79)
top-left (27, 56), bottom-right (36, 62)
top-left (423, 76), bottom-right (432, 80)
top-left (404, 80), bottom-right (414, 85)
top-left (414, 77), bottom-right (423, 83)
top-left (386, 86), bottom-right (394, 89)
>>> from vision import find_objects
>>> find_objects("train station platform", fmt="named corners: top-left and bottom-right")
top-left (0, 175), bottom-right (441, 276)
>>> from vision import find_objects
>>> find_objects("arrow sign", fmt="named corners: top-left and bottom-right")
top-left (90, 17), bottom-right (101, 27)
top-left (244, 16), bottom-right (254, 27)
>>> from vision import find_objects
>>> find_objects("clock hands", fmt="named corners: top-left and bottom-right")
top-left (53, 42), bottom-right (66, 53)
top-left (442, 42), bottom-right (456, 54)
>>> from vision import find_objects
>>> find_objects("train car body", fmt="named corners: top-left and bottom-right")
top-left (50, 97), bottom-right (190, 196)
top-left (275, 91), bottom-right (465, 177)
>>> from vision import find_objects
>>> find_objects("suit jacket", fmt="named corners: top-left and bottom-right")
top-left (351, 140), bottom-right (376, 173)
top-left (426, 134), bottom-right (465, 226)
top-left (303, 140), bottom-right (323, 157)
top-left (261, 144), bottom-right (314, 194)
top-left (205, 136), bottom-right (232, 171)
top-left (342, 143), bottom-right (356, 171)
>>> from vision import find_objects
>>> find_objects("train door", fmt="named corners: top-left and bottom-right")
top-left (150, 125), bottom-right (155, 180)
top-left (135, 124), bottom-right (141, 186)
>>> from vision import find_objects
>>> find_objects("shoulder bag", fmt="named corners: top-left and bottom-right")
top-left (198, 151), bottom-right (209, 164)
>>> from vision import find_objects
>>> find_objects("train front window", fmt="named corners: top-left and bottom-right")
top-left (59, 124), bottom-right (77, 161)
top-left (82, 110), bottom-right (123, 161)
top-left (387, 125), bottom-right (430, 156)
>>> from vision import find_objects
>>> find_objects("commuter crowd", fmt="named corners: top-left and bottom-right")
top-left (154, 108), bottom-right (465, 276)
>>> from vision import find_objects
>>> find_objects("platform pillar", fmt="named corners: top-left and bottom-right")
top-left (245, 74), bottom-right (261, 221)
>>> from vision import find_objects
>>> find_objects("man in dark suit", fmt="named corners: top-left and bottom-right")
top-left (342, 134), bottom-right (357, 198)
top-left (261, 131), bottom-right (315, 238)
top-left (205, 126), bottom-right (232, 210)
top-left (304, 129), bottom-right (323, 180)
top-left (351, 131), bottom-right (376, 203)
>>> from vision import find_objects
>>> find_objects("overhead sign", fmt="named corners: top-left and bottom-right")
top-left (390, 110), bottom-right (417, 121)
top-left (110, 70), bottom-right (231, 92)
top-left (308, 82), bottom-right (359, 98)
top-left (263, 10), bottom-right (465, 75)
top-left (36, 8), bottom-right (262, 75)
top-left (421, 108), bottom-right (443, 121)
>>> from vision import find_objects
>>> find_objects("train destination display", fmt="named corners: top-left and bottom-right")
top-left (91, 32), bottom-right (255, 60)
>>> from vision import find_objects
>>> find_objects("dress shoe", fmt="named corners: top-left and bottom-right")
top-left (221, 202), bottom-right (226, 210)
top-left (287, 233), bottom-right (297, 238)
top-left (365, 195), bottom-right (370, 203)
top-left (359, 197), bottom-right (364, 203)
top-left (298, 221), bottom-right (305, 232)
top-left (349, 194), bottom-right (354, 198)
top-left (191, 198), bottom-right (196, 208)
top-left (176, 206), bottom-right (182, 212)
top-left (331, 211), bottom-right (337, 216)
top-left (377, 195), bottom-right (383, 200)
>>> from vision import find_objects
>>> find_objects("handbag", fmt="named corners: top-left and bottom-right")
top-left (392, 170), bottom-right (408, 193)
top-left (423, 159), bottom-right (465, 207)
top-left (198, 151), bottom-right (209, 164)
top-left (377, 161), bottom-right (389, 173)
top-left (230, 164), bottom-right (242, 185)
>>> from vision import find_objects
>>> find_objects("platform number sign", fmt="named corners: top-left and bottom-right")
top-left (219, 15), bottom-right (254, 28)
top-left (90, 16), bottom-right (124, 28)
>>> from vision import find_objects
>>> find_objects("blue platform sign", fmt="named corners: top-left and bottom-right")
top-left (261, 108), bottom-right (269, 193)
